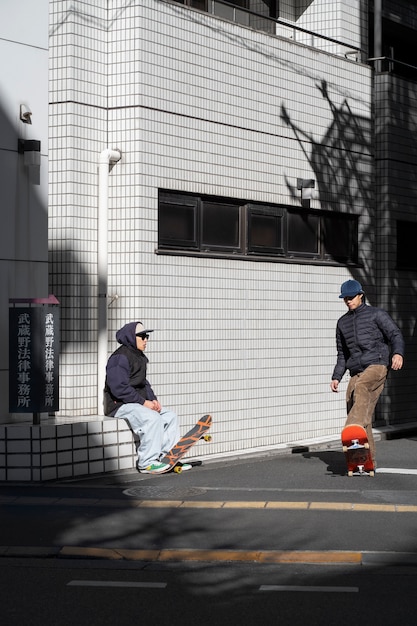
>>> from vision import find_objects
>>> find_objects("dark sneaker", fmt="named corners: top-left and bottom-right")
top-left (178, 462), bottom-right (192, 471)
top-left (139, 462), bottom-right (170, 474)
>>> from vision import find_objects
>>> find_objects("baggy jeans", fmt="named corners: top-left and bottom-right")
top-left (115, 403), bottom-right (180, 469)
top-left (345, 364), bottom-right (388, 465)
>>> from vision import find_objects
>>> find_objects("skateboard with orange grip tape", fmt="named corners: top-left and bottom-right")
top-left (341, 423), bottom-right (374, 477)
top-left (160, 414), bottom-right (212, 473)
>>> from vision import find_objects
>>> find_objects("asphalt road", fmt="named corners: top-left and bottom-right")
top-left (1, 557), bottom-right (417, 625)
top-left (1, 436), bottom-right (417, 624)
top-left (1, 436), bottom-right (417, 556)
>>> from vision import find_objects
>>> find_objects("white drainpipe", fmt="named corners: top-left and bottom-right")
top-left (97, 148), bottom-right (121, 414)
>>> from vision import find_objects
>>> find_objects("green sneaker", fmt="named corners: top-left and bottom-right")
top-left (139, 462), bottom-right (170, 474)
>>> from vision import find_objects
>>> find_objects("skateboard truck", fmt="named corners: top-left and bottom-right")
top-left (161, 414), bottom-right (212, 474)
top-left (341, 424), bottom-right (375, 477)
top-left (172, 434), bottom-right (212, 473)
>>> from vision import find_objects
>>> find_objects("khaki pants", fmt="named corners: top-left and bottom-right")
top-left (345, 365), bottom-right (388, 465)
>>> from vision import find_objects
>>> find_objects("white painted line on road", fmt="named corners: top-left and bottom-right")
top-left (377, 468), bottom-right (417, 475)
top-left (259, 585), bottom-right (358, 593)
top-left (67, 580), bottom-right (167, 588)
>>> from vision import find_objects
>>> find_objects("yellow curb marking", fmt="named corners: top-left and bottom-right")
top-left (223, 501), bottom-right (267, 509)
top-left (352, 503), bottom-right (396, 512)
top-left (396, 505), bottom-right (417, 512)
top-left (133, 500), bottom-right (417, 513)
top-left (61, 546), bottom-right (124, 560)
top-left (309, 502), bottom-right (353, 511)
top-left (266, 501), bottom-right (309, 509)
top-left (58, 547), bottom-right (363, 564)
top-left (179, 501), bottom-right (227, 508)
top-left (3, 498), bottom-right (417, 513)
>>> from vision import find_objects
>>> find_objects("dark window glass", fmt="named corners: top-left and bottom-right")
top-left (322, 215), bottom-right (358, 263)
top-left (190, 0), bottom-right (207, 10)
top-left (158, 190), bottom-right (358, 266)
top-left (201, 202), bottom-right (240, 249)
top-left (288, 211), bottom-right (319, 255)
top-left (159, 195), bottom-right (197, 248)
top-left (397, 220), bottom-right (417, 269)
top-left (248, 207), bottom-right (283, 254)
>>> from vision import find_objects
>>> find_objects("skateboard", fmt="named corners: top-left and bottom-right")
top-left (341, 424), bottom-right (375, 477)
top-left (160, 414), bottom-right (212, 473)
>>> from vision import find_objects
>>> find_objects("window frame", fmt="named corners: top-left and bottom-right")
top-left (158, 190), bottom-right (359, 266)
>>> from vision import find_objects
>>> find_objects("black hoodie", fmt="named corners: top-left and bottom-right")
top-left (103, 321), bottom-right (157, 416)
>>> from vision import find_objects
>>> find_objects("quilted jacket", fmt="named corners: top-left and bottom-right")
top-left (332, 303), bottom-right (404, 381)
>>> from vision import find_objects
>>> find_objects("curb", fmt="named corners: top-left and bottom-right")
top-left (1, 546), bottom-right (417, 566)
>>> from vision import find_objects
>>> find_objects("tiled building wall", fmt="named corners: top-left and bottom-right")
top-left (48, 0), bottom-right (379, 461)
top-left (384, 0), bottom-right (417, 28)
top-left (106, 0), bottom-right (374, 452)
top-left (277, 0), bottom-right (366, 56)
top-left (0, 418), bottom-right (136, 482)
top-left (374, 72), bottom-right (417, 423)
top-left (49, 1), bottom-right (108, 414)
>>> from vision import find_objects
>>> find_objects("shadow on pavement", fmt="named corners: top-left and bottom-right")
top-left (302, 450), bottom-right (347, 476)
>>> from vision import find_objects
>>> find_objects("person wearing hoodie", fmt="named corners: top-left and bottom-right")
top-left (104, 321), bottom-right (190, 474)
top-left (330, 280), bottom-right (404, 468)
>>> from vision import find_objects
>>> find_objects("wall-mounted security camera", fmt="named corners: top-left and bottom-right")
top-left (20, 104), bottom-right (32, 124)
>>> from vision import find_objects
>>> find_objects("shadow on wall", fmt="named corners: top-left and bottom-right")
top-left (0, 100), bottom-right (48, 421)
top-left (281, 78), bottom-right (417, 425)
top-left (48, 245), bottom-right (97, 413)
top-left (48, 4), bottom-right (417, 425)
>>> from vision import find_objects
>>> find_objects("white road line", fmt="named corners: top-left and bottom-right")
top-left (377, 468), bottom-right (417, 475)
top-left (259, 585), bottom-right (358, 593)
top-left (67, 581), bottom-right (167, 588)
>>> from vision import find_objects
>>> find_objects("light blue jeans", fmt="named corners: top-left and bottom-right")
top-left (115, 403), bottom-right (180, 469)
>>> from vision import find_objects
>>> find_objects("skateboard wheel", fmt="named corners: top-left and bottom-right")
top-left (364, 442), bottom-right (370, 449)
top-left (203, 435), bottom-right (212, 442)
top-left (173, 466), bottom-right (182, 474)
top-left (348, 470), bottom-right (353, 477)
top-left (342, 446), bottom-right (348, 453)
top-left (370, 471), bottom-right (375, 477)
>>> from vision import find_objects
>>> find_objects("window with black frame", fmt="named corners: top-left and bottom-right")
top-left (158, 190), bottom-right (359, 265)
top-left (201, 200), bottom-right (241, 251)
top-left (159, 193), bottom-right (198, 249)
top-left (287, 210), bottom-right (319, 257)
top-left (322, 213), bottom-right (358, 264)
top-left (247, 205), bottom-right (284, 255)
top-left (397, 220), bottom-right (417, 270)
top-left (169, 0), bottom-right (278, 18)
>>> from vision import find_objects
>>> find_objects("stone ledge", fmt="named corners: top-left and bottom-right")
top-left (0, 418), bottom-right (136, 482)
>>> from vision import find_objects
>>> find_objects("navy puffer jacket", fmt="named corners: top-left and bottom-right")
top-left (332, 303), bottom-right (404, 381)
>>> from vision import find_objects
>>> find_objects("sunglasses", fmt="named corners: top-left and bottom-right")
top-left (344, 294), bottom-right (360, 301)
top-left (136, 333), bottom-right (150, 340)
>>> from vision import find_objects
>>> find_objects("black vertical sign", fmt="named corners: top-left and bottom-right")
top-left (9, 308), bottom-right (60, 412)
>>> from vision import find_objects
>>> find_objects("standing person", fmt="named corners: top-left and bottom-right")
top-left (330, 280), bottom-right (404, 467)
top-left (104, 321), bottom-right (190, 474)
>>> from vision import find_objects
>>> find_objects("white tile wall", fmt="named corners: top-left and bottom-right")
top-left (0, 418), bottom-right (136, 482)
top-left (47, 0), bottom-right (379, 469)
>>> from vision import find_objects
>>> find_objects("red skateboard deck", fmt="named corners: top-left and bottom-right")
top-left (160, 414), bottom-right (212, 473)
top-left (341, 424), bottom-right (374, 477)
